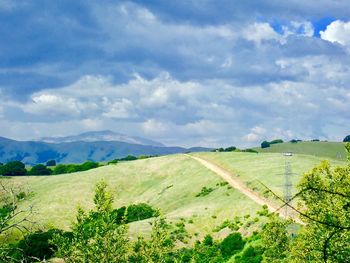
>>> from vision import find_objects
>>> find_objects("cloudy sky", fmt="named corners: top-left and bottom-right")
top-left (1, 0), bottom-right (350, 147)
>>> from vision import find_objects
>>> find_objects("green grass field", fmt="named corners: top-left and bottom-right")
top-left (2, 154), bottom-right (262, 239)
top-left (255, 141), bottom-right (347, 160)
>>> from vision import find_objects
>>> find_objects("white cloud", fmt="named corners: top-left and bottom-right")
top-left (243, 22), bottom-right (280, 44)
top-left (320, 20), bottom-right (350, 46)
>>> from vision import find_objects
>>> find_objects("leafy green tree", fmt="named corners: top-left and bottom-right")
top-left (261, 141), bottom-right (270, 149)
top-left (343, 135), bottom-right (350, 142)
top-left (28, 164), bottom-right (52, 175)
top-left (269, 139), bottom-right (284, 144)
top-left (260, 215), bottom-right (290, 262)
top-left (290, 144), bottom-right (350, 262)
top-left (0, 161), bottom-right (27, 176)
top-left (52, 181), bottom-right (130, 262)
top-left (220, 232), bottom-right (245, 259)
top-left (129, 218), bottom-right (175, 262)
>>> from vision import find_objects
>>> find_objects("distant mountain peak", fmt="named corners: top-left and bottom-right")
top-left (38, 130), bottom-right (164, 147)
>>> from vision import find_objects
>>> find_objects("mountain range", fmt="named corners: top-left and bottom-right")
top-left (0, 131), bottom-right (210, 164)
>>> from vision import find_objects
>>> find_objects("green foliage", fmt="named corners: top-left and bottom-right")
top-left (46, 160), bottom-right (56, 166)
top-left (260, 215), bottom-right (290, 262)
top-left (14, 229), bottom-right (61, 262)
top-left (290, 144), bottom-right (350, 262)
top-left (52, 161), bottom-right (99, 175)
top-left (220, 232), bottom-right (245, 258)
top-left (28, 164), bottom-right (52, 175)
top-left (343, 135), bottom-right (350, 142)
top-left (260, 141), bottom-right (270, 149)
top-left (235, 245), bottom-right (263, 263)
top-left (119, 155), bottom-right (138, 161)
top-left (195, 186), bottom-right (214, 197)
top-left (269, 139), bottom-right (284, 145)
top-left (52, 181), bottom-right (130, 262)
top-left (129, 218), bottom-right (175, 262)
top-left (125, 203), bottom-right (159, 223)
top-left (0, 161), bottom-right (27, 176)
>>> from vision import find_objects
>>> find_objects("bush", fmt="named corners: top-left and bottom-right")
top-left (119, 155), bottom-right (138, 161)
top-left (0, 161), bottom-right (27, 176)
top-left (46, 160), bottom-right (56, 166)
top-left (260, 141), bottom-right (270, 149)
top-left (15, 229), bottom-right (61, 262)
top-left (235, 245), bottom-right (263, 263)
top-left (196, 187), bottom-right (214, 197)
top-left (269, 139), bottom-right (283, 144)
top-left (343, 135), bottom-right (350, 142)
top-left (220, 232), bottom-right (245, 258)
top-left (224, 146), bottom-right (237, 152)
top-left (80, 161), bottom-right (99, 171)
top-left (28, 164), bottom-right (52, 175)
top-left (126, 203), bottom-right (159, 223)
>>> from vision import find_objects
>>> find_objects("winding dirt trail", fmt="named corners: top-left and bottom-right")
top-left (188, 154), bottom-right (304, 224)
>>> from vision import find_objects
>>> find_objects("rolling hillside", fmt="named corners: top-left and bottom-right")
top-left (5, 154), bottom-right (263, 238)
top-left (254, 141), bottom-right (347, 160)
top-left (194, 151), bottom-right (346, 202)
top-left (4, 148), bottom-right (347, 239)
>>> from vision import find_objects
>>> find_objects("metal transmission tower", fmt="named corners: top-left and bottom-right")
top-left (283, 153), bottom-right (293, 218)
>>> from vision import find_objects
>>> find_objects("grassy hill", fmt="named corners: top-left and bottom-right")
top-left (3, 146), bottom-right (347, 240)
top-left (4, 154), bottom-right (263, 239)
top-left (194, 151), bottom-right (346, 203)
top-left (254, 141), bottom-right (347, 160)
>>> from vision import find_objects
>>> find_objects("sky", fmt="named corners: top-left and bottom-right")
top-left (1, 0), bottom-right (350, 148)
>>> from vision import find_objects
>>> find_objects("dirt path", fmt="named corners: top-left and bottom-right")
top-left (188, 154), bottom-right (304, 225)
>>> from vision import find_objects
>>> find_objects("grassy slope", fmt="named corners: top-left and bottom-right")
top-left (193, 152), bottom-right (345, 203)
top-left (3, 154), bottom-right (262, 238)
top-left (255, 141), bottom-right (347, 160)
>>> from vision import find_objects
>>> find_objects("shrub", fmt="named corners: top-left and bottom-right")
top-left (224, 146), bottom-right (237, 152)
top-left (290, 139), bottom-right (298, 143)
top-left (220, 232), bottom-right (245, 258)
top-left (0, 161), bottom-right (27, 176)
top-left (28, 164), bottom-right (52, 175)
top-left (46, 160), bottom-right (56, 166)
top-left (15, 229), bottom-right (62, 262)
top-left (120, 155), bottom-right (138, 161)
top-left (343, 135), bottom-right (350, 142)
top-left (269, 139), bottom-right (283, 144)
top-left (80, 161), bottom-right (99, 171)
top-left (126, 203), bottom-right (159, 223)
top-left (260, 141), bottom-right (270, 149)
top-left (235, 245), bottom-right (263, 263)
top-left (196, 187), bottom-right (214, 197)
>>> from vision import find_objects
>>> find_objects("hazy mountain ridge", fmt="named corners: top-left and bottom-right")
top-left (38, 130), bottom-right (164, 147)
top-left (0, 135), bottom-right (210, 164)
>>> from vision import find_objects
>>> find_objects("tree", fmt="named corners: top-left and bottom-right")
top-left (343, 135), bottom-right (350, 142)
top-left (269, 139), bottom-right (284, 144)
top-left (0, 182), bottom-right (34, 261)
top-left (28, 164), bottom-right (52, 175)
top-left (0, 161), bottom-right (27, 176)
top-left (46, 160), bottom-right (56, 166)
top-left (261, 141), bottom-right (270, 149)
top-left (260, 215), bottom-right (290, 262)
top-left (52, 181), bottom-right (130, 262)
top-left (290, 144), bottom-right (350, 262)
top-left (220, 232), bottom-right (245, 258)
